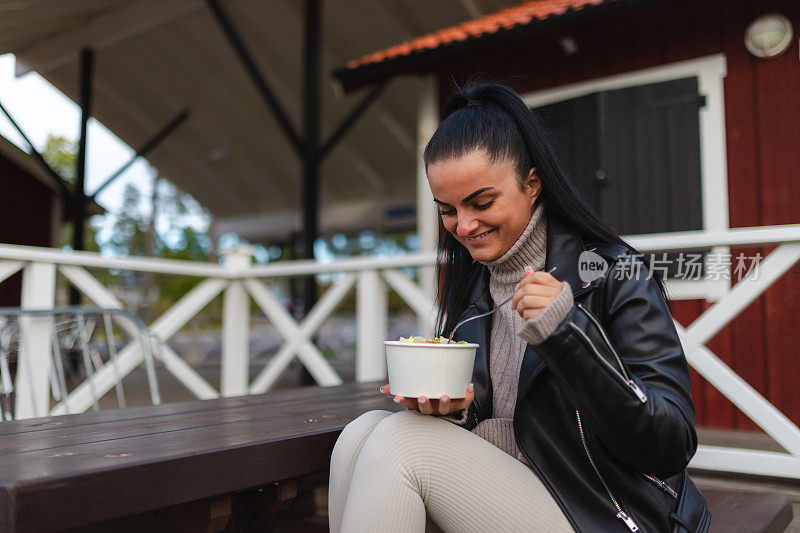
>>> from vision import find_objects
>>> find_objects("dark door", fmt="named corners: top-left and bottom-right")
top-left (535, 77), bottom-right (706, 276)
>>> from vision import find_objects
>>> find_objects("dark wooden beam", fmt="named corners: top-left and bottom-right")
top-left (301, 0), bottom-right (321, 286)
top-left (69, 49), bottom-right (93, 306)
top-left (90, 109), bottom-right (189, 199)
top-left (72, 48), bottom-right (93, 255)
top-left (319, 80), bottom-right (386, 160)
top-left (205, 0), bottom-right (304, 157)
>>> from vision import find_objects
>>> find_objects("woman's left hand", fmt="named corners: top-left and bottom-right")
top-left (379, 383), bottom-right (473, 416)
top-left (512, 266), bottom-right (564, 320)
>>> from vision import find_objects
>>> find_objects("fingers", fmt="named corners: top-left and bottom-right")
top-left (447, 383), bottom-right (475, 412)
top-left (437, 395), bottom-right (451, 415)
top-left (513, 266), bottom-right (563, 318)
top-left (382, 384), bottom-right (475, 416)
top-left (517, 273), bottom-right (562, 291)
top-left (521, 308), bottom-right (544, 320)
top-left (514, 294), bottom-right (552, 316)
top-left (382, 386), bottom-right (419, 410)
top-left (516, 270), bottom-right (561, 290)
top-left (512, 282), bottom-right (559, 311)
top-left (401, 398), bottom-right (419, 410)
top-left (395, 395), bottom-right (420, 410)
top-left (513, 267), bottom-right (536, 309)
top-left (417, 396), bottom-right (434, 415)
top-left (437, 383), bottom-right (474, 414)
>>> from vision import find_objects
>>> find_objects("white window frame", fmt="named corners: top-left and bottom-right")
top-left (522, 54), bottom-right (730, 301)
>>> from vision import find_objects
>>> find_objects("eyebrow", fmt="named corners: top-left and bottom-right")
top-left (433, 187), bottom-right (496, 206)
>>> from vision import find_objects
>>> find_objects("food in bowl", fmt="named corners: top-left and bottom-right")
top-left (398, 336), bottom-right (469, 344)
top-left (384, 336), bottom-right (478, 399)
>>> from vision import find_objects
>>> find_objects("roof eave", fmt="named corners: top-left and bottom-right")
top-left (332, 0), bottom-right (649, 96)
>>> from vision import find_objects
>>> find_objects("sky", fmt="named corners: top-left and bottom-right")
top-left (0, 53), bottom-right (155, 214)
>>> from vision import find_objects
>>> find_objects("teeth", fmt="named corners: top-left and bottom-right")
top-left (466, 230), bottom-right (492, 242)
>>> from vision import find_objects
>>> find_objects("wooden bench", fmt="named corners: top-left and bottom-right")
top-left (0, 382), bottom-right (794, 532)
top-left (0, 382), bottom-right (399, 531)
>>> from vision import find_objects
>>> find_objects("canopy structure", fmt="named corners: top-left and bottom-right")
top-left (0, 0), bottom-right (524, 244)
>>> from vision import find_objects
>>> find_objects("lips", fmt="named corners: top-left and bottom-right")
top-left (465, 228), bottom-right (495, 243)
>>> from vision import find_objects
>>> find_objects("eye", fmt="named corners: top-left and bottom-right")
top-left (438, 207), bottom-right (456, 216)
top-left (474, 200), bottom-right (495, 210)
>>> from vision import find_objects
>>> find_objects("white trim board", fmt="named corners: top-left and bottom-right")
top-left (523, 54), bottom-right (731, 302)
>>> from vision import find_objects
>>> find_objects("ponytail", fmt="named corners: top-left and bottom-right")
top-left (424, 82), bottom-right (670, 334)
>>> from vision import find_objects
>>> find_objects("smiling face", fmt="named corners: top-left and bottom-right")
top-left (427, 149), bottom-right (542, 262)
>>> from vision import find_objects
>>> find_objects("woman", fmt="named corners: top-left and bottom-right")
top-left (328, 83), bottom-right (710, 532)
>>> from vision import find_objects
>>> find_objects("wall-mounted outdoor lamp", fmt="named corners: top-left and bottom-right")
top-left (744, 13), bottom-right (793, 58)
top-left (559, 36), bottom-right (578, 56)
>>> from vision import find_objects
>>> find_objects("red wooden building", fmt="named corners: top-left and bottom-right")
top-left (333, 0), bottom-right (800, 432)
top-left (0, 136), bottom-right (61, 306)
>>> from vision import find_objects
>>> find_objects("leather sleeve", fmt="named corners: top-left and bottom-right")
top-left (533, 254), bottom-right (697, 478)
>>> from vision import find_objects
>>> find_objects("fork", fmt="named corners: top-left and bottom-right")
top-left (446, 266), bottom-right (557, 343)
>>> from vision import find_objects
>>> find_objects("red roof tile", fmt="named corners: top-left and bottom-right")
top-left (342, 0), bottom-right (607, 71)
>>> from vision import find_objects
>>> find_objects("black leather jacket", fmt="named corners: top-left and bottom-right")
top-left (452, 215), bottom-right (710, 532)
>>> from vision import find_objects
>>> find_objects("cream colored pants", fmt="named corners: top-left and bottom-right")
top-left (329, 410), bottom-right (574, 533)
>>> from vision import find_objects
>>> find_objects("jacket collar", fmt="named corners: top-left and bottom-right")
top-left (544, 214), bottom-right (592, 296)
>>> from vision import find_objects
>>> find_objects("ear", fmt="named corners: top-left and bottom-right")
top-left (525, 167), bottom-right (541, 203)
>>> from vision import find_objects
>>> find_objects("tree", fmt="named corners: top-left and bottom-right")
top-left (106, 183), bottom-right (149, 257)
top-left (38, 134), bottom-right (215, 313)
top-left (156, 180), bottom-right (212, 261)
top-left (41, 135), bottom-right (76, 182)
top-left (41, 134), bottom-right (100, 253)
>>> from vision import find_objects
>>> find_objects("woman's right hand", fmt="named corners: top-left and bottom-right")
top-left (379, 383), bottom-right (474, 415)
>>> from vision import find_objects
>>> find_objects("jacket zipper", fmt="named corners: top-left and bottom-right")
top-left (576, 411), bottom-right (641, 532)
top-left (641, 472), bottom-right (678, 499)
top-left (470, 396), bottom-right (482, 427)
top-left (567, 322), bottom-right (648, 403)
top-left (575, 303), bottom-right (630, 378)
top-left (576, 303), bottom-right (649, 402)
top-left (574, 303), bottom-right (677, 497)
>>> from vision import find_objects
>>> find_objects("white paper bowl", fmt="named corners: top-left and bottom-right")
top-left (383, 341), bottom-right (478, 399)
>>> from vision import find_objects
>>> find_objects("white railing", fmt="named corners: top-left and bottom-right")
top-left (1, 223), bottom-right (799, 479)
top-left (0, 245), bottom-right (438, 418)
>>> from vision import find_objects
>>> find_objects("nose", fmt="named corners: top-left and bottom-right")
top-left (456, 211), bottom-right (479, 236)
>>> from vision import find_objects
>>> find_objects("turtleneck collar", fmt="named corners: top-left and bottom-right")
top-left (479, 201), bottom-right (547, 285)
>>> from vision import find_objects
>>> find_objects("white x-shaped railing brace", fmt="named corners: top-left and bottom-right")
top-left (246, 275), bottom-right (354, 393)
top-left (51, 266), bottom-right (224, 414)
top-left (676, 242), bottom-right (800, 477)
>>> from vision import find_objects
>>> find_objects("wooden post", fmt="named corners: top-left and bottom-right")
top-left (356, 270), bottom-right (387, 382)
top-left (221, 247), bottom-right (253, 396)
top-left (15, 262), bottom-right (56, 419)
top-left (416, 76), bottom-right (439, 336)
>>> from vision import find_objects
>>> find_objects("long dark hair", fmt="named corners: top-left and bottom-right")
top-left (423, 82), bottom-right (670, 335)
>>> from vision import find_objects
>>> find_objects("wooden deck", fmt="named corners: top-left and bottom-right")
top-left (692, 427), bottom-right (799, 532)
top-left (702, 489), bottom-right (794, 533)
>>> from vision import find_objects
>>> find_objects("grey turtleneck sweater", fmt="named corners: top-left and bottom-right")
top-left (447, 202), bottom-right (574, 462)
